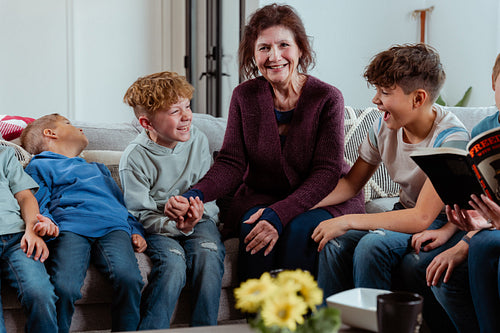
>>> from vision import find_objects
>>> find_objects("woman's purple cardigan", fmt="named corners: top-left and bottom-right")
top-left (194, 75), bottom-right (365, 237)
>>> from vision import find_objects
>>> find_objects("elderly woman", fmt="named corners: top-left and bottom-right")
top-left (167, 3), bottom-right (364, 281)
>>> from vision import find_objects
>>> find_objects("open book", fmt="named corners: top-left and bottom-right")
top-left (410, 127), bottom-right (500, 209)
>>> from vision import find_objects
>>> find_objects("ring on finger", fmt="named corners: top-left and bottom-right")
top-left (487, 218), bottom-right (493, 224)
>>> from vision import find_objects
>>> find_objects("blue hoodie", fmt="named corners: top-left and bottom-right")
top-left (25, 151), bottom-right (144, 238)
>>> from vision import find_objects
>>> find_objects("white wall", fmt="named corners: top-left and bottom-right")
top-left (258, 0), bottom-right (500, 108)
top-left (0, 0), bottom-right (68, 119)
top-left (1, 1), bottom-right (499, 124)
top-left (1, 0), bottom-right (185, 123)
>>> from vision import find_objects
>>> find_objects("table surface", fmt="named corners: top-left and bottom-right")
top-left (134, 323), bottom-right (372, 332)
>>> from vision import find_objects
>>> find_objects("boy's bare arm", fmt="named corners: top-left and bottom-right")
top-left (313, 178), bottom-right (444, 251)
top-left (313, 158), bottom-right (378, 209)
top-left (14, 189), bottom-right (53, 262)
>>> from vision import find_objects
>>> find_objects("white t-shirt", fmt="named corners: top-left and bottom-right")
top-left (359, 105), bottom-right (470, 208)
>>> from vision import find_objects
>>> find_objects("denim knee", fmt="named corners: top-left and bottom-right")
top-left (353, 232), bottom-right (386, 266)
top-left (51, 273), bottom-right (83, 303)
top-left (354, 230), bottom-right (411, 264)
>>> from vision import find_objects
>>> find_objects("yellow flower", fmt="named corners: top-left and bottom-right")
top-left (260, 290), bottom-right (308, 331)
top-left (234, 272), bottom-right (277, 313)
top-left (276, 269), bottom-right (323, 311)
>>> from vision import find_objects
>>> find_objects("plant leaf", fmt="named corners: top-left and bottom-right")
top-left (454, 86), bottom-right (472, 107)
top-left (296, 307), bottom-right (341, 333)
top-left (435, 95), bottom-right (447, 106)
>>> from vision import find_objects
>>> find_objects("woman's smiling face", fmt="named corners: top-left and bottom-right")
top-left (254, 25), bottom-right (302, 87)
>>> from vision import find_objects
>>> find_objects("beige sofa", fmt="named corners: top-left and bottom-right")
top-left (1, 105), bottom-right (497, 332)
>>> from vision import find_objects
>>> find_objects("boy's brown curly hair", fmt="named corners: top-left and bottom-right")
top-left (364, 43), bottom-right (446, 103)
top-left (123, 71), bottom-right (194, 119)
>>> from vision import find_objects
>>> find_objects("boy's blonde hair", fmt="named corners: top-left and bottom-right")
top-left (123, 71), bottom-right (194, 119)
top-left (364, 43), bottom-right (446, 103)
top-left (493, 53), bottom-right (500, 83)
top-left (21, 113), bottom-right (61, 155)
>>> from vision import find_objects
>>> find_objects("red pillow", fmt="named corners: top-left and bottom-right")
top-left (0, 115), bottom-right (35, 141)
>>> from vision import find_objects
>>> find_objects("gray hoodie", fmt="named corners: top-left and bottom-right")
top-left (119, 126), bottom-right (219, 237)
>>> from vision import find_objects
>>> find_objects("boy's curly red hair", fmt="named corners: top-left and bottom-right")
top-left (123, 71), bottom-right (194, 119)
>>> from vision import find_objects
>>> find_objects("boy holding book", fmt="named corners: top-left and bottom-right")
top-left (21, 114), bottom-right (146, 333)
top-left (312, 43), bottom-right (469, 330)
top-left (120, 71), bottom-right (225, 329)
top-left (408, 52), bottom-right (500, 332)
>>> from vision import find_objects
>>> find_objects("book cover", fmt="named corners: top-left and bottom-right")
top-left (410, 127), bottom-right (500, 209)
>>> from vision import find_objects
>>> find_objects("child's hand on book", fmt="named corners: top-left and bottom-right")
top-left (446, 201), bottom-right (493, 231)
top-left (164, 196), bottom-right (190, 221)
top-left (468, 194), bottom-right (500, 229)
top-left (132, 234), bottom-right (147, 253)
top-left (33, 214), bottom-right (59, 237)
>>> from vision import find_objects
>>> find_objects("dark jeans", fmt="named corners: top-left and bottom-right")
top-left (0, 232), bottom-right (57, 333)
top-left (47, 230), bottom-right (143, 333)
top-left (139, 220), bottom-right (225, 329)
top-left (469, 229), bottom-right (500, 333)
top-left (238, 206), bottom-right (332, 281)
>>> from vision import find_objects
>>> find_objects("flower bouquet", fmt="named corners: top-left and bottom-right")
top-left (234, 269), bottom-right (341, 333)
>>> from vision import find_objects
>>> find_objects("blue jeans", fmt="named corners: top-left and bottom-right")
top-left (47, 230), bottom-right (143, 333)
top-left (317, 229), bottom-right (367, 298)
top-left (238, 207), bottom-right (333, 281)
top-left (139, 220), bottom-right (225, 330)
top-left (354, 217), bottom-right (448, 289)
top-left (317, 203), bottom-right (446, 297)
top-left (0, 232), bottom-right (57, 333)
top-left (397, 225), bottom-right (471, 332)
top-left (469, 229), bottom-right (500, 333)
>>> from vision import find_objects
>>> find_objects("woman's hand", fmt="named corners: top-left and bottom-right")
top-left (311, 216), bottom-right (350, 252)
top-left (243, 209), bottom-right (279, 256)
top-left (446, 202), bottom-right (491, 231)
top-left (426, 241), bottom-right (468, 286)
top-left (469, 194), bottom-right (500, 229)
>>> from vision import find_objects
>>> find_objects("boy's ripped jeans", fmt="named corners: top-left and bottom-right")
top-left (139, 219), bottom-right (225, 330)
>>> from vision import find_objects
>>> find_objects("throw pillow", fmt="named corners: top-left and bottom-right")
top-left (0, 140), bottom-right (33, 167)
top-left (0, 115), bottom-right (35, 141)
top-left (80, 150), bottom-right (123, 189)
top-left (344, 106), bottom-right (400, 202)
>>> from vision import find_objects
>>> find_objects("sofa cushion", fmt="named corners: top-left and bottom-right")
top-left (443, 105), bottom-right (497, 133)
top-left (72, 120), bottom-right (141, 151)
top-left (344, 107), bottom-right (400, 202)
top-left (81, 149), bottom-right (122, 188)
top-left (0, 140), bottom-right (32, 167)
top-left (0, 115), bottom-right (35, 141)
